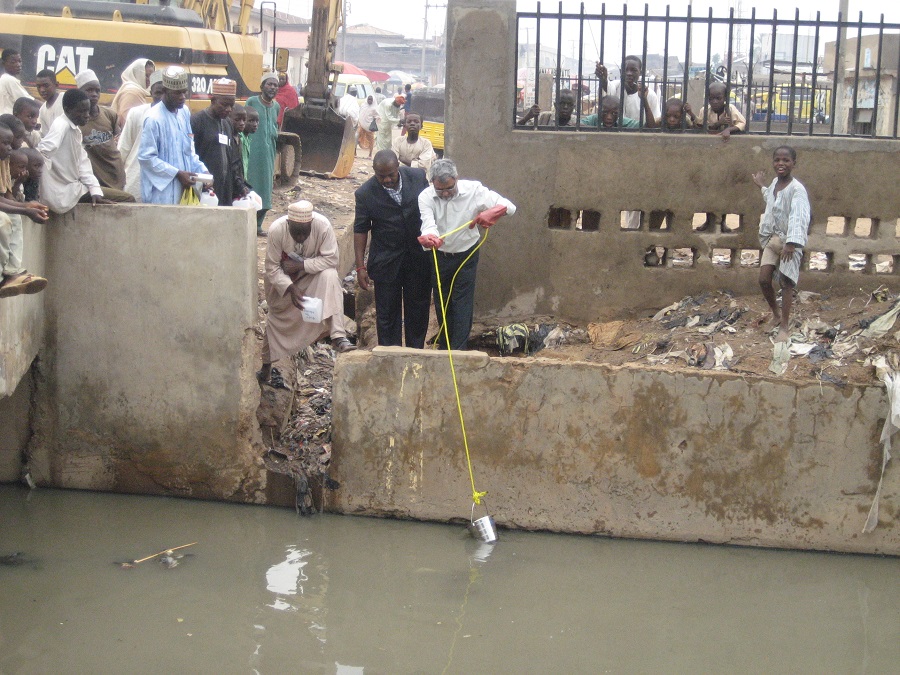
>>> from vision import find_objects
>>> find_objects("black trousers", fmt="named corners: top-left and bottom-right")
top-left (374, 261), bottom-right (432, 349)
top-left (432, 246), bottom-right (479, 350)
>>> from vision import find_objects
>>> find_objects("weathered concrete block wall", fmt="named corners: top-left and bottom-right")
top-left (331, 348), bottom-right (899, 555)
top-left (27, 205), bottom-right (267, 502)
top-left (446, 1), bottom-right (900, 322)
top-left (0, 216), bottom-right (45, 397)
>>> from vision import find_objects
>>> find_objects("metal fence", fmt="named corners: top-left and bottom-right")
top-left (515, 3), bottom-right (900, 138)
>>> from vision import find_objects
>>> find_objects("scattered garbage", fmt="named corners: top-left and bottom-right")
top-left (115, 542), bottom-right (197, 570)
top-left (261, 342), bottom-right (343, 516)
top-left (865, 355), bottom-right (898, 533)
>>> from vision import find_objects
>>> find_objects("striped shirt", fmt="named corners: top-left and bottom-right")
top-left (759, 177), bottom-right (810, 284)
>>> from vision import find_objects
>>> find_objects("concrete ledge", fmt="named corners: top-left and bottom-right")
top-left (331, 349), bottom-right (898, 555)
top-left (0, 216), bottom-right (46, 398)
top-left (27, 205), bottom-right (266, 502)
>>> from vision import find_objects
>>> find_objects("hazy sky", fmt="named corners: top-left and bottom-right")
top-left (269, 2), bottom-right (897, 42)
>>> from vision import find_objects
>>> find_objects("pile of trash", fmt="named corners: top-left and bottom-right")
top-left (467, 286), bottom-right (900, 386)
top-left (261, 342), bottom-right (342, 516)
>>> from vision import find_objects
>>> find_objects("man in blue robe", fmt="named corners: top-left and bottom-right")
top-left (138, 66), bottom-right (208, 205)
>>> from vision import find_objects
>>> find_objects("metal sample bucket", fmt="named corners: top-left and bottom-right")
top-left (469, 502), bottom-right (498, 543)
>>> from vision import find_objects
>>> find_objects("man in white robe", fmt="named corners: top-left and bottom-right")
top-left (375, 95), bottom-right (403, 152)
top-left (138, 66), bottom-right (207, 204)
top-left (118, 71), bottom-right (164, 201)
top-left (259, 200), bottom-right (355, 384)
top-left (38, 89), bottom-right (126, 213)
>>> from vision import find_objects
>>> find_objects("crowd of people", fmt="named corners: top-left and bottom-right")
top-left (0, 48), bottom-right (289, 297)
top-left (0, 48), bottom-right (807, 355)
top-left (518, 56), bottom-right (746, 139)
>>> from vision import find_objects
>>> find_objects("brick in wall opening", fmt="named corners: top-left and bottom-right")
top-left (808, 251), bottom-right (833, 272)
top-left (548, 207), bottom-right (573, 229)
top-left (740, 249), bottom-right (761, 267)
top-left (648, 210), bottom-right (672, 231)
top-left (875, 255), bottom-right (895, 274)
top-left (580, 210), bottom-right (601, 231)
top-left (849, 253), bottom-right (871, 273)
top-left (620, 211), bottom-right (643, 230)
top-left (670, 248), bottom-right (696, 268)
top-left (644, 246), bottom-right (666, 267)
top-left (826, 216), bottom-right (847, 236)
top-left (722, 214), bottom-right (742, 232)
top-left (692, 212), bottom-right (714, 232)
top-left (712, 248), bottom-right (733, 267)
top-left (853, 217), bottom-right (878, 239)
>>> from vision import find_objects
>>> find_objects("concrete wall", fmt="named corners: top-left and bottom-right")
top-left (26, 205), bottom-right (267, 502)
top-left (330, 348), bottom-right (899, 555)
top-left (0, 217), bottom-right (46, 397)
top-left (446, 1), bottom-right (900, 322)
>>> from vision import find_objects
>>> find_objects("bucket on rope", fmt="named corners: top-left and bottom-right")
top-left (468, 501), bottom-right (498, 543)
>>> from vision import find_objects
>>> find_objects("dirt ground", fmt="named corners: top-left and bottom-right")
top-left (254, 152), bottom-right (898, 390)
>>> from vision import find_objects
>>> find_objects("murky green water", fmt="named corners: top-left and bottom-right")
top-left (0, 486), bottom-right (897, 674)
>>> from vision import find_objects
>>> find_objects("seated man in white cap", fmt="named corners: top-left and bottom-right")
top-left (138, 65), bottom-right (208, 205)
top-left (191, 78), bottom-right (250, 206)
top-left (38, 88), bottom-right (134, 212)
top-left (77, 68), bottom-right (127, 190)
top-left (259, 199), bottom-right (355, 384)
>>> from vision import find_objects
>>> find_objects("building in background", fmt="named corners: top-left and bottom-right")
top-left (337, 24), bottom-right (446, 86)
top-left (825, 34), bottom-right (900, 136)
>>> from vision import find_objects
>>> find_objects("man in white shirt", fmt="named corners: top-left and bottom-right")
top-left (0, 50), bottom-right (32, 116)
top-left (392, 113), bottom-right (435, 171)
top-left (37, 89), bottom-right (125, 213)
top-left (35, 69), bottom-right (64, 137)
top-left (418, 158), bottom-right (516, 349)
top-left (337, 85), bottom-right (360, 127)
top-left (594, 55), bottom-right (660, 126)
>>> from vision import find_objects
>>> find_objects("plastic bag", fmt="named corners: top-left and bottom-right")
top-left (368, 118), bottom-right (378, 132)
top-left (180, 187), bottom-right (200, 206)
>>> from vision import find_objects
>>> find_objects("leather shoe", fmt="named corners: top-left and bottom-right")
top-left (331, 337), bottom-right (357, 353)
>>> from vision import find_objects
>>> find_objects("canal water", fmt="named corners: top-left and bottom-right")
top-left (1, 485), bottom-right (897, 673)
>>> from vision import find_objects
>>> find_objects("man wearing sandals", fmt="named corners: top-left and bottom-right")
top-left (0, 120), bottom-right (48, 298)
top-left (259, 200), bottom-right (355, 385)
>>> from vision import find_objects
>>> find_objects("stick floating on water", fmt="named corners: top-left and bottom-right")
top-left (131, 542), bottom-right (197, 565)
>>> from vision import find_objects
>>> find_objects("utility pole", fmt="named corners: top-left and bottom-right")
top-left (834, 0), bottom-right (849, 132)
top-left (340, 0), bottom-right (350, 62)
top-left (421, 2), bottom-right (447, 83)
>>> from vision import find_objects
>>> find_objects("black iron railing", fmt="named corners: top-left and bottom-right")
top-left (515, 3), bottom-right (900, 138)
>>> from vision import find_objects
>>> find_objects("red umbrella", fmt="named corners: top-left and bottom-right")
top-left (334, 61), bottom-right (367, 77)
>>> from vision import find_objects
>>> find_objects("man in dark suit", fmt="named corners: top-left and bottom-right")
top-left (353, 149), bottom-right (432, 348)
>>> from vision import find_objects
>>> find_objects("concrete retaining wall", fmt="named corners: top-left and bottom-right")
top-left (0, 216), bottom-right (46, 397)
top-left (446, 1), bottom-right (900, 322)
top-left (330, 347), bottom-right (899, 555)
top-left (26, 205), bottom-right (267, 502)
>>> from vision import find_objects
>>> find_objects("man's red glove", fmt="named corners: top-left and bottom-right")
top-left (473, 204), bottom-right (508, 228)
top-left (418, 233), bottom-right (443, 249)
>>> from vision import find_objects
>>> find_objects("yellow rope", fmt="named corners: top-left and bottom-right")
top-left (430, 220), bottom-right (488, 505)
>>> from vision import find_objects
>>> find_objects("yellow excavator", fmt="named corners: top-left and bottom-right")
top-left (0, 0), bottom-right (355, 179)
top-left (280, 0), bottom-right (356, 178)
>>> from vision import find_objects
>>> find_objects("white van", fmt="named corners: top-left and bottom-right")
top-left (333, 73), bottom-right (376, 104)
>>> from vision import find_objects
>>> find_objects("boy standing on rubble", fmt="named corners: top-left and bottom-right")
top-left (752, 145), bottom-right (810, 344)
